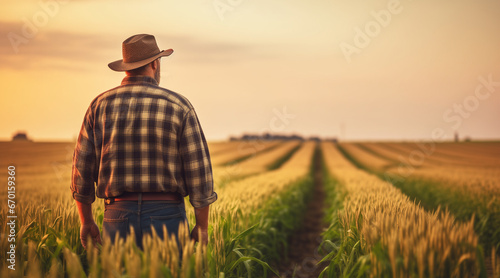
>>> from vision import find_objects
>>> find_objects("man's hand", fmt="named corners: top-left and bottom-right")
top-left (190, 225), bottom-right (208, 245)
top-left (80, 221), bottom-right (102, 249)
top-left (192, 205), bottom-right (210, 245)
top-left (75, 200), bottom-right (102, 250)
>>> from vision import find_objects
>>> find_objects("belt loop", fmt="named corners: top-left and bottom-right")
top-left (138, 192), bottom-right (142, 208)
top-left (104, 197), bottom-right (114, 205)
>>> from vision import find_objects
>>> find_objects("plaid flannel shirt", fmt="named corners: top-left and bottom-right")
top-left (71, 75), bottom-right (217, 208)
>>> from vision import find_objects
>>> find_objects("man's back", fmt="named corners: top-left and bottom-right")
top-left (73, 75), bottom-right (215, 208)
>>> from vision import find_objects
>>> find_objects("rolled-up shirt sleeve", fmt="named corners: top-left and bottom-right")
top-left (71, 106), bottom-right (97, 204)
top-left (179, 108), bottom-right (217, 208)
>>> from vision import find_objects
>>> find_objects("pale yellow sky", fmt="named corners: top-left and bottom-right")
top-left (1, 0), bottom-right (499, 141)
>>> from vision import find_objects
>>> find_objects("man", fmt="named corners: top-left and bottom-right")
top-left (71, 34), bottom-right (217, 250)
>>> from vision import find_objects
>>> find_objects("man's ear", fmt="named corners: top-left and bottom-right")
top-left (151, 59), bottom-right (159, 71)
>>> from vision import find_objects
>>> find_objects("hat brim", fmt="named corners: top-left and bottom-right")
top-left (108, 49), bottom-right (173, 71)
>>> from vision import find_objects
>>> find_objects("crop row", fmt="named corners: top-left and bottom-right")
top-left (338, 142), bottom-right (500, 256)
top-left (319, 142), bottom-right (482, 277)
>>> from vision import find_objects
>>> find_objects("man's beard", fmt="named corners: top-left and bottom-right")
top-left (154, 66), bottom-right (161, 84)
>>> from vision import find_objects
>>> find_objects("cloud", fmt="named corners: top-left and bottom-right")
top-left (0, 22), bottom-right (268, 71)
top-left (0, 21), bottom-right (121, 71)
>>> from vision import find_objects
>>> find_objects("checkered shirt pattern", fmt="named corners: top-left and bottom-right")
top-left (71, 75), bottom-right (217, 208)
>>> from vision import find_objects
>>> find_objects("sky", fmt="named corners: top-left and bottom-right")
top-left (0, 0), bottom-right (499, 142)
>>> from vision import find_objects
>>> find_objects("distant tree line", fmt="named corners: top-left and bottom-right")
top-left (229, 133), bottom-right (337, 142)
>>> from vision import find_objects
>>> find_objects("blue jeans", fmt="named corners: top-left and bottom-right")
top-left (103, 199), bottom-right (189, 250)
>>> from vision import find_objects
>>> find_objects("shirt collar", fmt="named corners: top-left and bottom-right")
top-left (121, 75), bottom-right (159, 86)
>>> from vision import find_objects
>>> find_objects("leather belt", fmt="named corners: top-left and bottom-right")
top-left (105, 192), bottom-right (182, 205)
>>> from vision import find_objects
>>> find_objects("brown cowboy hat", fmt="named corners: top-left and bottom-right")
top-left (108, 34), bottom-right (173, 71)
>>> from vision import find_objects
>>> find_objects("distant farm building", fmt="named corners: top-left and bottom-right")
top-left (12, 132), bottom-right (31, 141)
